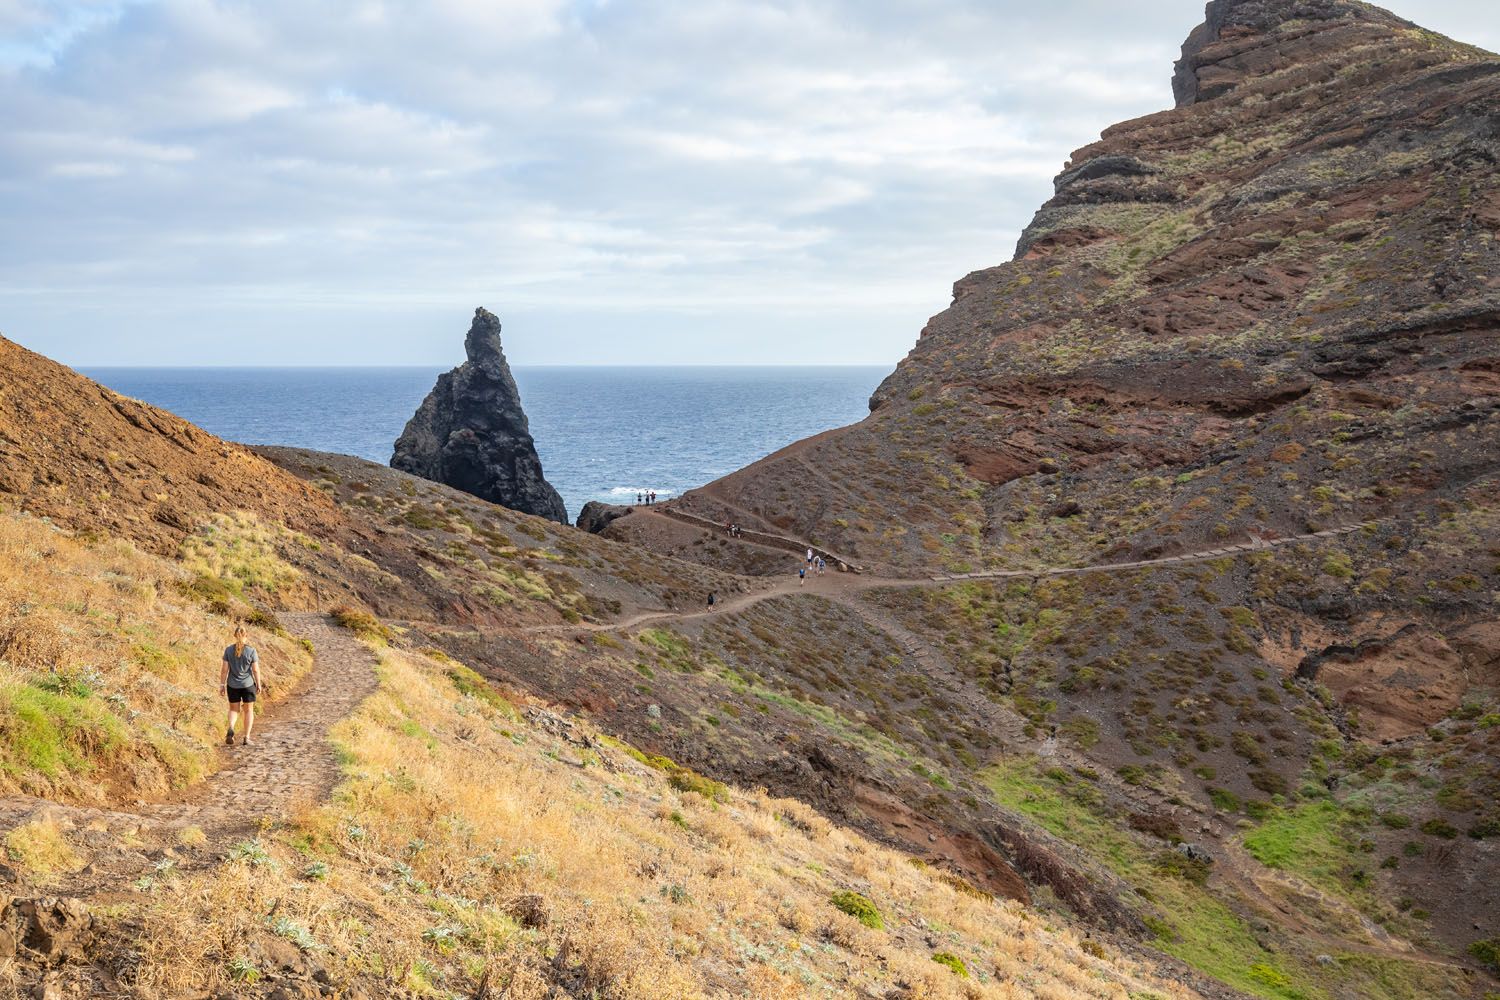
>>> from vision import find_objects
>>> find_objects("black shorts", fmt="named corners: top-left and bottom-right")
top-left (227, 685), bottom-right (257, 703)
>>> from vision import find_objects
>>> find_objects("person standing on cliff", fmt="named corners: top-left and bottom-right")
top-left (220, 625), bottom-right (265, 747)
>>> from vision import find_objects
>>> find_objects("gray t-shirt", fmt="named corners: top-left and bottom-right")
top-left (224, 644), bottom-right (258, 689)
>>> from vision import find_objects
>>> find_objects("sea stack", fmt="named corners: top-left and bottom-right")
top-left (392, 308), bottom-right (567, 523)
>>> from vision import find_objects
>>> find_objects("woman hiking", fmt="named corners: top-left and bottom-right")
top-left (220, 624), bottom-right (266, 747)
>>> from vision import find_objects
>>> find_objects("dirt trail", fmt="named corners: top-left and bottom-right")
top-left (0, 613), bottom-right (378, 897)
top-left (522, 520), bottom-right (1375, 638)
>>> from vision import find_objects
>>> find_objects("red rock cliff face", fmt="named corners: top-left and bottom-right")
top-left (677, 0), bottom-right (1500, 576)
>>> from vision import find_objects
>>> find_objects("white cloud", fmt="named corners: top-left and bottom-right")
top-left (0, 0), bottom-right (1495, 365)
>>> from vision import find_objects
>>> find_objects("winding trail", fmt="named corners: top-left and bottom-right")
top-left (523, 518), bottom-right (1373, 637)
top-left (0, 613), bottom-right (379, 897)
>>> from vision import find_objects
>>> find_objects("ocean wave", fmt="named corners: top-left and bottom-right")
top-left (607, 486), bottom-right (676, 497)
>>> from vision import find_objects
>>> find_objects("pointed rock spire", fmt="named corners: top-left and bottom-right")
top-left (391, 308), bottom-right (567, 523)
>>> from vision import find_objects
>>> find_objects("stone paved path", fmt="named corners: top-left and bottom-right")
top-left (0, 613), bottom-right (379, 896)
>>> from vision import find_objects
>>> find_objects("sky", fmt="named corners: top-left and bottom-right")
top-left (2, 1), bottom-right (1496, 368)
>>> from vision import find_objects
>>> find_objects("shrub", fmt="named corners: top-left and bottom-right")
top-left (330, 606), bottom-right (391, 643)
top-left (1207, 786), bottom-right (1241, 813)
top-left (830, 890), bottom-right (883, 930)
top-left (1468, 939), bottom-right (1500, 973)
top-left (1419, 818), bottom-right (1459, 839)
top-left (445, 663), bottom-right (516, 716)
top-left (931, 951), bottom-right (968, 976)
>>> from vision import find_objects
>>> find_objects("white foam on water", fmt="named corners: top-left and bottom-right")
top-left (608, 487), bottom-right (676, 497)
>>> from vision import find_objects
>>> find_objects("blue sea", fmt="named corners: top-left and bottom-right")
top-left (81, 366), bottom-right (888, 520)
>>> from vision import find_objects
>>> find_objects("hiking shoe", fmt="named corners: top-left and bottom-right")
top-left (225, 729), bottom-right (235, 746)
top-left (242, 735), bottom-right (253, 747)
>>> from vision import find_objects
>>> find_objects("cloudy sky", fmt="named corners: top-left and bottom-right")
top-left (2, 1), bottom-right (1495, 367)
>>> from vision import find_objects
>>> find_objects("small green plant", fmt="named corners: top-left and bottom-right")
top-left (227, 956), bottom-right (261, 984)
top-left (303, 860), bottom-right (330, 881)
top-left (269, 916), bottom-right (321, 952)
top-left (932, 951), bottom-right (968, 977)
top-left (228, 839), bottom-right (272, 867)
top-left (422, 924), bottom-right (461, 954)
top-left (830, 890), bottom-right (883, 930)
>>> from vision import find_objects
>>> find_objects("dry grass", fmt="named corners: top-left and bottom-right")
top-left (0, 509), bottom-right (313, 803)
top-left (178, 510), bottom-right (311, 604)
top-left (128, 643), bottom-right (1202, 999)
top-left (3, 816), bottom-right (84, 882)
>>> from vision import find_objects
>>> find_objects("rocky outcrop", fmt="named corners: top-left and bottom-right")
top-left (575, 500), bottom-right (632, 535)
top-left (392, 308), bottom-right (567, 523)
top-left (1172, 0), bottom-right (1415, 107)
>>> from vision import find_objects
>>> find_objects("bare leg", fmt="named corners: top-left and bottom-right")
top-left (226, 703), bottom-right (238, 733)
top-left (242, 702), bottom-right (255, 743)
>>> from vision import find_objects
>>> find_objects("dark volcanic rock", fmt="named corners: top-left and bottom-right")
top-left (575, 500), bottom-right (631, 535)
top-left (392, 308), bottom-right (567, 523)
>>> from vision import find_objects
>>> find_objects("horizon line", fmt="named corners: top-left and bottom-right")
top-left (77, 362), bottom-right (896, 370)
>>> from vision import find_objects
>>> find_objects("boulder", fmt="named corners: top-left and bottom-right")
top-left (576, 500), bottom-right (632, 535)
top-left (392, 308), bottom-right (567, 523)
top-left (0, 897), bottom-right (95, 965)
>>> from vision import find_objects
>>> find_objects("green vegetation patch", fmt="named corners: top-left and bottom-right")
top-left (931, 951), bottom-right (968, 977)
top-left (984, 758), bottom-right (1311, 1000)
top-left (1242, 801), bottom-right (1373, 902)
top-left (444, 663), bottom-right (517, 717)
top-left (0, 679), bottom-right (127, 784)
top-left (830, 890), bottom-right (883, 930)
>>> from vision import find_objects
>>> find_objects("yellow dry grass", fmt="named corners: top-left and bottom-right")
top-left (2, 816), bottom-right (84, 883)
top-left (129, 644), bottom-right (1202, 999)
top-left (0, 508), bottom-right (312, 803)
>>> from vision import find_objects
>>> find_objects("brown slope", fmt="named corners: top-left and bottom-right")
top-left (0, 335), bottom-right (344, 554)
top-left (670, 0), bottom-right (1500, 576)
top-left (0, 334), bottom-right (737, 628)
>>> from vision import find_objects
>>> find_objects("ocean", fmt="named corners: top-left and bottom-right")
top-left (82, 366), bottom-right (889, 521)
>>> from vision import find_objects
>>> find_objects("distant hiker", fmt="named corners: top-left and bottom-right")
top-left (798, 566), bottom-right (806, 585)
top-left (221, 624), bottom-right (265, 747)
top-left (707, 591), bottom-right (716, 608)
top-left (650, 491), bottom-right (657, 505)
top-left (806, 547), bottom-right (814, 568)
top-left (817, 556), bottom-right (826, 576)
top-left (637, 492), bottom-right (643, 505)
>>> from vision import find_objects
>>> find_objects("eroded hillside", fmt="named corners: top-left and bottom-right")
top-left (0, 1), bottom-right (1498, 998)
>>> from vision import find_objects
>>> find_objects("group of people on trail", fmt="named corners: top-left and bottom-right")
top-left (798, 548), bottom-right (826, 585)
top-left (636, 490), bottom-right (658, 506)
top-left (724, 522), bottom-right (743, 538)
top-left (221, 624), bottom-right (266, 747)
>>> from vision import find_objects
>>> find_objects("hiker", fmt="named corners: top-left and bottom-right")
top-left (637, 491), bottom-right (643, 505)
top-left (707, 591), bottom-right (716, 608)
top-left (817, 556), bottom-right (826, 576)
top-left (806, 547), bottom-right (814, 568)
top-left (220, 624), bottom-right (265, 747)
top-left (798, 566), bottom-right (806, 586)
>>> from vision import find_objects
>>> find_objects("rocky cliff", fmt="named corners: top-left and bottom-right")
top-left (391, 308), bottom-right (567, 523)
top-left (622, 0), bottom-right (1500, 977)
top-left (673, 0), bottom-right (1500, 575)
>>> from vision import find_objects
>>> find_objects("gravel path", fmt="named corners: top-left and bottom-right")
top-left (0, 613), bottom-right (379, 897)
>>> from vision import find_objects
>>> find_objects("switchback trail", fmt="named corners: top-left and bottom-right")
top-left (0, 613), bottom-right (378, 898)
top-left (522, 519), bottom-right (1373, 637)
